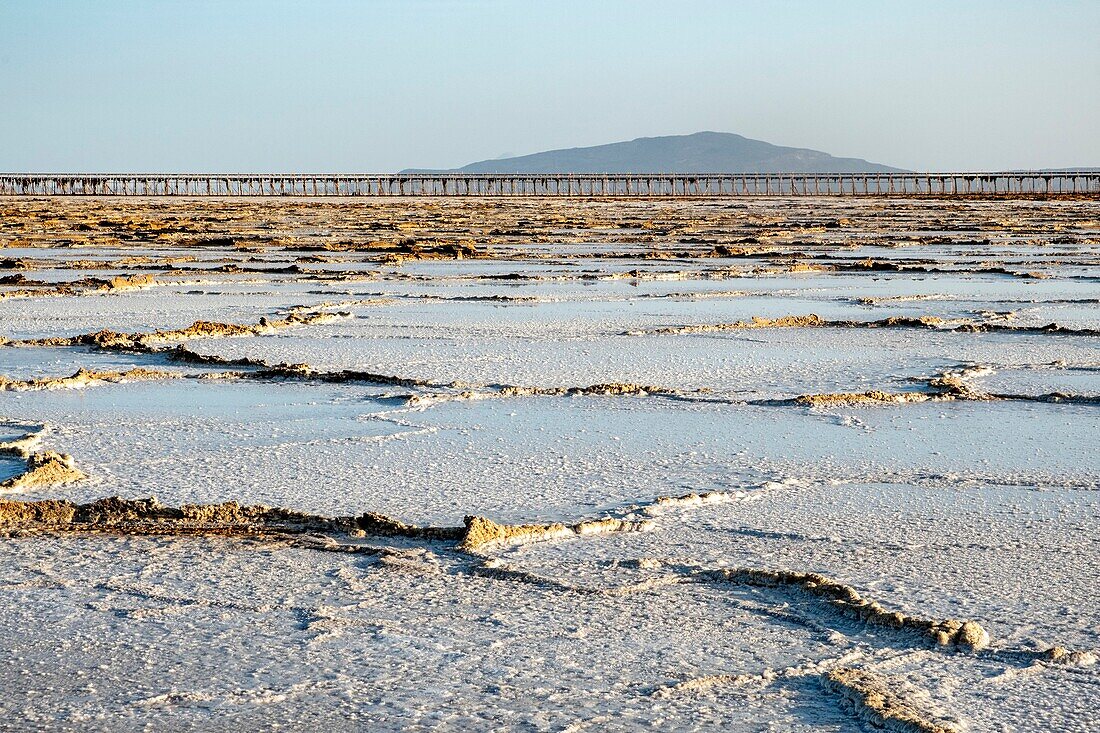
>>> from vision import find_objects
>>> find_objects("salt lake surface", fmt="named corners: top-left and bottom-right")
top-left (1, 196), bottom-right (1098, 731)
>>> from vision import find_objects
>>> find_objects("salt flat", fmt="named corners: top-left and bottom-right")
top-left (1, 196), bottom-right (1098, 732)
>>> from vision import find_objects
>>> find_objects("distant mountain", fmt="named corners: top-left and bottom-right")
top-left (403, 131), bottom-right (905, 174)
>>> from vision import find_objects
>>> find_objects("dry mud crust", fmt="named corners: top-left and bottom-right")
top-left (0, 496), bottom-right (353, 536)
top-left (336, 512), bottom-right (653, 552)
top-left (778, 385), bottom-right (1100, 410)
top-left (648, 314), bottom-right (1100, 337)
top-left (144, 311), bottom-right (348, 343)
top-left (650, 314), bottom-right (947, 335)
top-left (0, 273), bottom-right (156, 301)
top-left (207, 363), bottom-right (695, 400)
top-left (756, 366), bottom-right (972, 408)
top-left (828, 257), bottom-right (1051, 281)
top-left (643, 488), bottom-right (760, 513)
top-left (459, 515), bottom-right (653, 552)
top-left (498, 382), bottom-right (690, 398)
top-left (0, 451), bottom-right (85, 492)
top-left (0, 367), bottom-right (178, 392)
top-left (356, 511), bottom-right (464, 541)
top-left (822, 667), bottom-right (961, 733)
top-left (789, 391), bottom-right (935, 408)
top-left (696, 567), bottom-right (990, 652)
top-left (1, 311), bottom-right (346, 352)
top-left (765, 363), bottom-right (1100, 408)
top-left (0, 495), bottom-right (648, 555)
top-left (252, 363), bottom-right (437, 389)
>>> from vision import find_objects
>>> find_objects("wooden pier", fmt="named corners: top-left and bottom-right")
top-left (1, 172), bottom-right (1097, 197)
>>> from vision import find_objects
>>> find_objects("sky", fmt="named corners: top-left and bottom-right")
top-left (1, 0), bottom-right (1098, 172)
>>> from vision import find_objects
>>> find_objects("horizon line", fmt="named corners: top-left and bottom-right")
top-left (4, 169), bottom-right (1099, 176)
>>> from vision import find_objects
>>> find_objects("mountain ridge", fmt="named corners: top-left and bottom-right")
top-left (403, 131), bottom-right (906, 174)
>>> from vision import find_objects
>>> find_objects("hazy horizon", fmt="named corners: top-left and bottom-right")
top-left (2, 0), bottom-right (1098, 172)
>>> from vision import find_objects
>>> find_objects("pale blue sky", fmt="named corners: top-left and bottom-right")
top-left (1, 0), bottom-right (1097, 172)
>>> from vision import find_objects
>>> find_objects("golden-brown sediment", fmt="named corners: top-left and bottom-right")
top-left (0, 367), bottom-right (179, 392)
top-left (147, 310), bottom-right (348, 343)
top-left (0, 451), bottom-right (86, 493)
top-left (2, 309), bottom-right (347, 353)
top-left (105, 273), bottom-right (156, 291)
top-left (459, 515), bottom-right (654, 552)
top-left (3, 197), bottom-right (1097, 266)
top-left (822, 667), bottom-right (962, 733)
top-left (790, 391), bottom-right (934, 408)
